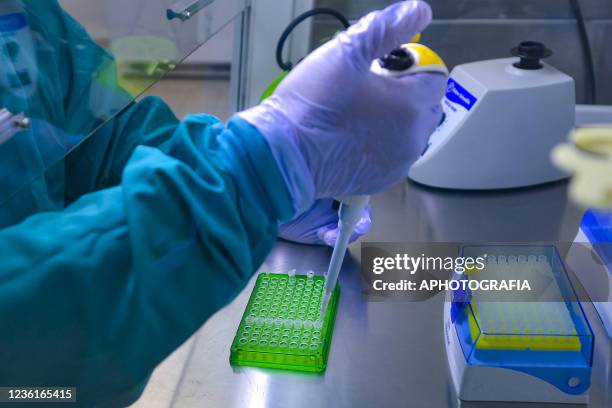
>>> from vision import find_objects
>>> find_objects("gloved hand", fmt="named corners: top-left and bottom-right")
top-left (279, 198), bottom-right (372, 246)
top-left (239, 0), bottom-right (445, 213)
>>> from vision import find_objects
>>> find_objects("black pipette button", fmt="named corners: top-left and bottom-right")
top-left (379, 48), bottom-right (415, 71)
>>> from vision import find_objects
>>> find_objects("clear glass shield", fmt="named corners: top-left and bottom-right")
top-left (0, 0), bottom-right (246, 227)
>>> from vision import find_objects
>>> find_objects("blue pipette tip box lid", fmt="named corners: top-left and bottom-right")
top-left (452, 245), bottom-right (594, 395)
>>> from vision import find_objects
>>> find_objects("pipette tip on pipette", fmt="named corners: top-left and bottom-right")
top-left (320, 291), bottom-right (331, 317)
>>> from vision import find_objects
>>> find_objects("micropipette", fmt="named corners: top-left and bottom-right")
top-left (320, 195), bottom-right (370, 316)
top-left (319, 43), bottom-right (447, 316)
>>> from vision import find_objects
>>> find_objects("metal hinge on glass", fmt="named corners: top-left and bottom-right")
top-left (166, 0), bottom-right (214, 21)
top-left (0, 108), bottom-right (29, 145)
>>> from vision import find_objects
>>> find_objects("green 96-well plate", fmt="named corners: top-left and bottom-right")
top-left (230, 272), bottom-right (340, 373)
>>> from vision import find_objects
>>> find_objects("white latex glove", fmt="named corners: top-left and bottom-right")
top-left (239, 1), bottom-right (446, 213)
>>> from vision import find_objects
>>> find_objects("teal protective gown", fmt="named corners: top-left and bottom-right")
top-left (0, 1), bottom-right (294, 406)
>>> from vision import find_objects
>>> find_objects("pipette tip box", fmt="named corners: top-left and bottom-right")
top-left (230, 272), bottom-right (340, 373)
top-left (445, 245), bottom-right (594, 404)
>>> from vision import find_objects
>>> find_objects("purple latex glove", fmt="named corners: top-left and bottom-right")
top-left (279, 198), bottom-right (372, 246)
top-left (239, 1), bottom-right (445, 214)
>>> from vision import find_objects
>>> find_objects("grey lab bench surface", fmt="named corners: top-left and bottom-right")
top-left (137, 107), bottom-right (612, 408)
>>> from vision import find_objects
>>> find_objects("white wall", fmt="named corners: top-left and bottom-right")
top-left (186, 23), bottom-right (234, 64)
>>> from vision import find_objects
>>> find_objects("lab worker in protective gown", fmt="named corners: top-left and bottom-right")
top-left (0, 0), bottom-right (445, 406)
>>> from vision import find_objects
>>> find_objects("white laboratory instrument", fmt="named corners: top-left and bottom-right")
top-left (409, 41), bottom-right (575, 190)
top-left (445, 246), bottom-right (594, 404)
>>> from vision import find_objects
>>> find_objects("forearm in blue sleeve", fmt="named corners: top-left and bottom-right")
top-left (64, 96), bottom-right (180, 202)
top-left (0, 114), bottom-right (294, 407)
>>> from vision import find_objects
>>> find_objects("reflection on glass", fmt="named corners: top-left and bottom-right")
top-left (0, 0), bottom-right (242, 227)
